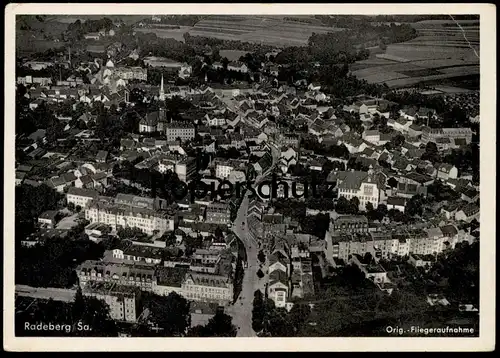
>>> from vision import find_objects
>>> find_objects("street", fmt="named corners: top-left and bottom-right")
top-left (226, 141), bottom-right (280, 337)
top-left (15, 284), bottom-right (76, 302)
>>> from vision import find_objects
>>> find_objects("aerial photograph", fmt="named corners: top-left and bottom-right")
top-left (13, 13), bottom-right (480, 338)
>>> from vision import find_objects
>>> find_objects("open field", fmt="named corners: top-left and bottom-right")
top-left (136, 16), bottom-right (344, 47)
top-left (49, 15), bottom-right (149, 25)
top-left (134, 26), bottom-right (191, 42)
top-left (351, 19), bottom-right (480, 89)
top-left (16, 16), bottom-right (69, 55)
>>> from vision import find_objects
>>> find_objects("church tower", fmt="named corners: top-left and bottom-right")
top-left (159, 74), bottom-right (165, 101)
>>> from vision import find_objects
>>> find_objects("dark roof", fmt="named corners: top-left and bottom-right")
top-left (440, 224), bottom-right (458, 237)
top-left (67, 187), bottom-right (99, 197)
top-left (269, 269), bottom-right (288, 286)
top-left (459, 203), bottom-right (480, 217)
top-left (155, 267), bottom-right (188, 287)
top-left (39, 210), bottom-right (59, 220)
top-left (387, 196), bottom-right (407, 207)
top-left (61, 172), bottom-right (77, 183)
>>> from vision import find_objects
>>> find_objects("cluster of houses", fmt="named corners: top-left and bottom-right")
top-left (77, 231), bottom-right (236, 324)
top-left (16, 38), bottom-right (480, 323)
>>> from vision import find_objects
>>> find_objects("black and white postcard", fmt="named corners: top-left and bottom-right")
top-left (3, 3), bottom-right (496, 352)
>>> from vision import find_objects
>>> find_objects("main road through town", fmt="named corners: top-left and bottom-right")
top-left (226, 142), bottom-right (280, 337)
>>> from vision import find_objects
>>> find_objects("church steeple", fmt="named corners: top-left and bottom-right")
top-left (159, 74), bottom-right (165, 101)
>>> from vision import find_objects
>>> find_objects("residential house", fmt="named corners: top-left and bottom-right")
top-left (436, 163), bottom-right (458, 180)
top-left (331, 215), bottom-right (369, 233)
top-left (38, 210), bottom-right (59, 229)
top-left (455, 203), bottom-right (480, 222)
top-left (205, 202), bottom-right (231, 225)
top-left (349, 254), bottom-right (394, 294)
top-left (408, 254), bottom-right (434, 269)
top-left (96, 150), bottom-right (109, 163)
top-left (362, 130), bottom-right (381, 145)
top-left (66, 187), bottom-right (99, 208)
top-left (386, 196), bottom-right (407, 213)
top-left (393, 117), bottom-right (412, 133)
top-left (267, 269), bottom-right (289, 308)
top-left (227, 61), bottom-right (248, 73)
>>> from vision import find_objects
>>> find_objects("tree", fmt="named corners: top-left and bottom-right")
top-left (16, 237), bottom-right (105, 288)
top-left (288, 303), bottom-right (311, 334)
top-left (405, 194), bottom-right (424, 217)
top-left (146, 292), bottom-right (191, 336)
top-left (76, 296), bottom-right (118, 336)
top-left (422, 141), bottom-right (440, 163)
top-left (188, 312), bottom-right (237, 337)
top-left (16, 293), bottom-right (118, 337)
top-left (388, 177), bottom-right (398, 189)
top-left (262, 304), bottom-right (293, 337)
top-left (335, 196), bottom-right (351, 214)
top-left (117, 227), bottom-right (146, 240)
top-left (161, 231), bottom-right (177, 247)
top-left (257, 269), bottom-right (264, 279)
top-left (365, 202), bottom-right (374, 213)
top-left (349, 197), bottom-right (360, 214)
top-left (252, 290), bottom-right (265, 332)
top-left (390, 134), bottom-right (405, 148)
top-left (257, 250), bottom-right (266, 264)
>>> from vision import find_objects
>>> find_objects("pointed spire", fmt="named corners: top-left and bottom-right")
top-left (159, 74), bottom-right (165, 101)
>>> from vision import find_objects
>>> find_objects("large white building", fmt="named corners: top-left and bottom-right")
top-left (66, 187), bottom-right (99, 208)
top-left (165, 122), bottom-right (196, 142)
top-left (82, 282), bottom-right (139, 323)
top-left (328, 169), bottom-right (384, 210)
top-left (214, 159), bottom-right (247, 179)
top-left (156, 156), bottom-right (197, 182)
top-left (325, 224), bottom-right (467, 263)
top-left (181, 272), bottom-right (233, 306)
top-left (85, 195), bottom-right (175, 236)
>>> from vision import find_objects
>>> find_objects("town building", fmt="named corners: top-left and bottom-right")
top-left (153, 266), bottom-right (187, 297)
top-left (421, 127), bottom-right (473, 146)
top-left (205, 202), bottom-right (231, 225)
top-left (214, 159), bottom-right (247, 179)
top-left (181, 272), bottom-right (233, 306)
top-left (82, 282), bottom-right (140, 323)
top-left (38, 210), bottom-right (59, 229)
top-left (165, 122), bottom-right (196, 142)
top-left (77, 260), bottom-right (156, 291)
top-left (331, 215), bottom-right (369, 233)
top-left (66, 187), bottom-right (100, 208)
top-left (110, 242), bottom-right (163, 265)
top-left (329, 169), bottom-right (384, 210)
top-left (85, 195), bottom-right (176, 236)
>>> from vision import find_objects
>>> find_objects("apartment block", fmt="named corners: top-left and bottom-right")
top-left (82, 282), bottom-right (140, 323)
top-left (77, 260), bottom-right (156, 291)
top-left (85, 195), bottom-right (175, 236)
top-left (66, 187), bottom-right (99, 208)
top-left (165, 122), bottom-right (196, 142)
top-left (205, 202), bottom-right (231, 225)
top-left (181, 272), bottom-right (233, 306)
